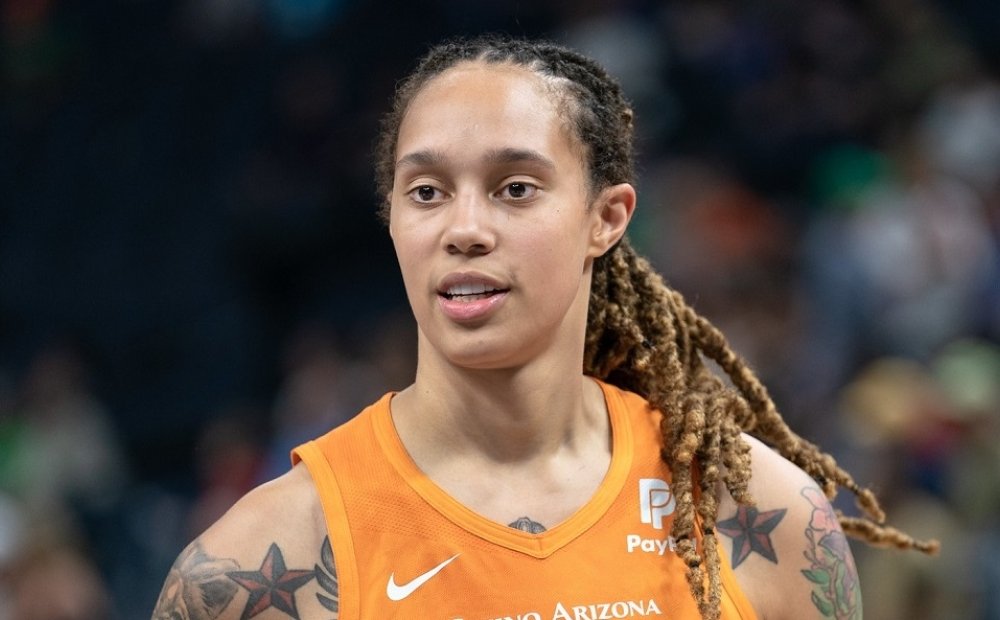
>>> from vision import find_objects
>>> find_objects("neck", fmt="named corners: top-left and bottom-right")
top-left (392, 344), bottom-right (605, 465)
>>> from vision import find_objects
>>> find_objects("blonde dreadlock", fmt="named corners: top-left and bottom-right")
top-left (586, 238), bottom-right (939, 619)
top-left (377, 34), bottom-right (939, 620)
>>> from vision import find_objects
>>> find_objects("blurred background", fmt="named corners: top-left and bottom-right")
top-left (1, 0), bottom-right (998, 618)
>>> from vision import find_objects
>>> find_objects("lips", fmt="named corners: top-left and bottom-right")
top-left (436, 272), bottom-right (510, 321)
top-left (441, 282), bottom-right (505, 300)
top-left (437, 273), bottom-right (509, 299)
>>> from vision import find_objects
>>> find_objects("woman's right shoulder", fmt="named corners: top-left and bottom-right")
top-left (202, 462), bottom-right (327, 554)
top-left (151, 463), bottom-right (339, 619)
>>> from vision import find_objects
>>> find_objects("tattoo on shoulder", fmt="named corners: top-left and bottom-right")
top-left (226, 543), bottom-right (316, 619)
top-left (509, 516), bottom-right (547, 533)
top-left (314, 536), bottom-right (339, 614)
top-left (800, 487), bottom-right (862, 619)
top-left (716, 504), bottom-right (788, 568)
top-left (152, 542), bottom-right (239, 620)
top-left (152, 539), bottom-right (325, 620)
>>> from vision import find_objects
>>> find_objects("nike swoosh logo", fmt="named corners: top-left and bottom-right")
top-left (386, 554), bottom-right (460, 601)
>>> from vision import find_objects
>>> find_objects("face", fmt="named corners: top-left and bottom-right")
top-left (388, 62), bottom-right (631, 370)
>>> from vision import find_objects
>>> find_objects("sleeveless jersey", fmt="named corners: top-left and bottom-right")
top-left (292, 380), bottom-right (758, 620)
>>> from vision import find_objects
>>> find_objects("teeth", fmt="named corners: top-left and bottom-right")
top-left (448, 282), bottom-right (491, 296)
top-left (457, 293), bottom-right (491, 301)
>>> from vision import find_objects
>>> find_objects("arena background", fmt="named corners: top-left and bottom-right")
top-left (1, 0), bottom-right (999, 617)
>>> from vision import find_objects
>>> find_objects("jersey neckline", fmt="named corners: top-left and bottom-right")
top-left (370, 378), bottom-right (634, 558)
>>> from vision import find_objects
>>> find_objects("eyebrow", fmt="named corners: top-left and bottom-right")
top-left (395, 147), bottom-right (557, 171)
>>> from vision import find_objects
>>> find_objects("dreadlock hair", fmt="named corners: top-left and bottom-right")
top-left (375, 34), bottom-right (939, 620)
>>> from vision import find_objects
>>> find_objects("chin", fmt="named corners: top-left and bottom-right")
top-left (429, 330), bottom-right (538, 372)
top-left (417, 313), bottom-right (572, 373)
top-left (442, 345), bottom-right (524, 371)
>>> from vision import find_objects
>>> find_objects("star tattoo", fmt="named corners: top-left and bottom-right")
top-left (226, 543), bottom-right (315, 619)
top-left (716, 505), bottom-right (788, 568)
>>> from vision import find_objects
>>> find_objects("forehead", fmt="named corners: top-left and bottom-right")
top-left (395, 61), bottom-right (581, 162)
top-left (410, 60), bottom-right (560, 113)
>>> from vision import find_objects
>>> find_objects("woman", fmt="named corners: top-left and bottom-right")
top-left (152, 36), bottom-right (936, 620)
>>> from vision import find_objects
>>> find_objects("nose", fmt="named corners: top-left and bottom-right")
top-left (441, 191), bottom-right (496, 256)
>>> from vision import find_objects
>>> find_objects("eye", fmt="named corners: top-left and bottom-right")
top-left (497, 182), bottom-right (538, 202)
top-left (407, 185), bottom-right (444, 204)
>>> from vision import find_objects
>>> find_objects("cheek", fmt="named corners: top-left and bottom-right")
top-left (515, 226), bottom-right (589, 296)
top-left (522, 212), bottom-right (591, 264)
top-left (390, 235), bottom-right (430, 307)
top-left (391, 217), bottom-right (434, 269)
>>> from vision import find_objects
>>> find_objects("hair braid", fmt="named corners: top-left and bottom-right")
top-left (838, 516), bottom-right (940, 553)
top-left (584, 238), bottom-right (940, 617)
top-left (697, 381), bottom-right (726, 619)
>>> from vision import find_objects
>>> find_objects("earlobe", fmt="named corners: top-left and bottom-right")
top-left (589, 183), bottom-right (636, 257)
top-left (387, 199), bottom-right (398, 241)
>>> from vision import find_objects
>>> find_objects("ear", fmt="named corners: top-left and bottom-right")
top-left (386, 195), bottom-right (397, 240)
top-left (587, 183), bottom-right (636, 258)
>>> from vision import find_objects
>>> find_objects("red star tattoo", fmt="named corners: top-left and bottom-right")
top-left (716, 505), bottom-right (787, 568)
top-left (226, 543), bottom-right (315, 619)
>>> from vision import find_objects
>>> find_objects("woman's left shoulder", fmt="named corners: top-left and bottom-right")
top-left (715, 434), bottom-right (864, 620)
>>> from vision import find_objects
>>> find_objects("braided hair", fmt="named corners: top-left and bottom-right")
top-left (375, 34), bottom-right (938, 620)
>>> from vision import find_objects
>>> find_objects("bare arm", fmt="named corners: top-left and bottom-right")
top-left (151, 465), bottom-right (337, 619)
top-left (718, 435), bottom-right (862, 620)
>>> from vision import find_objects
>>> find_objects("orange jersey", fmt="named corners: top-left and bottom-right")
top-left (292, 380), bottom-right (758, 620)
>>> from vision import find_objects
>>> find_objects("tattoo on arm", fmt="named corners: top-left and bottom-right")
top-left (152, 540), bottom-right (322, 620)
top-left (508, 516), bottom-right (547, 533)
top-left (717, 505), bottom-right (788, 568)
top-left (315, 536), bottom-right (339, 614)
top-left (800, 487), bottom-right (862, 619)
top-left (152, 542), bottom-right (239, 620)
top-left (225, 543), bottom-right (316, 619)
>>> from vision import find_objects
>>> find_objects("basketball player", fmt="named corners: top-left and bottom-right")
top-left (152, 36), bottom-right (936, 620)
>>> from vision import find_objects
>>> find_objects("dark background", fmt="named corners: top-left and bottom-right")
top-left (1, 1), bottom-right (999, 617)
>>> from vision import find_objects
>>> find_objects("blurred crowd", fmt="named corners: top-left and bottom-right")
top-left (1, 0), bottom-right (998, 618)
